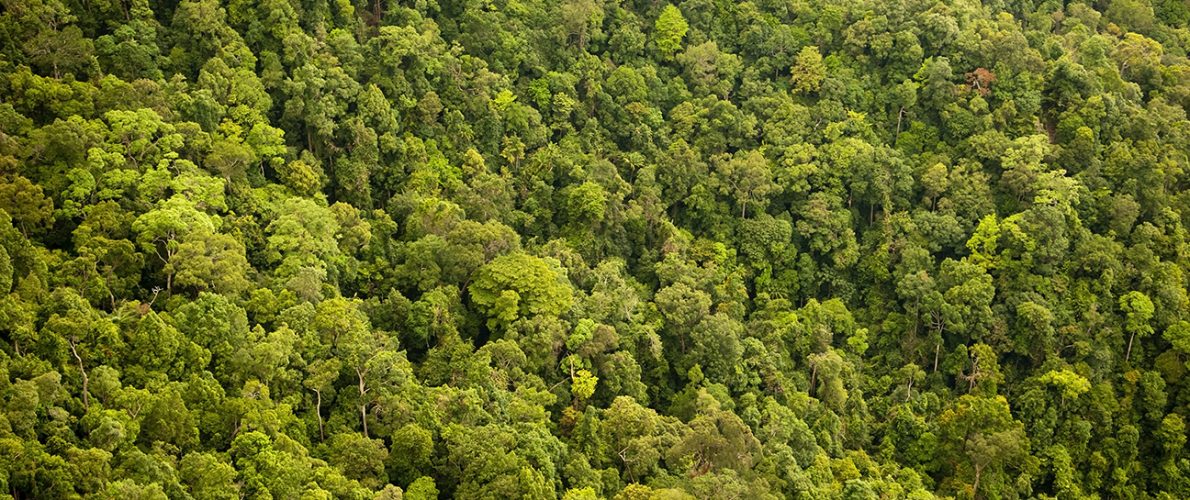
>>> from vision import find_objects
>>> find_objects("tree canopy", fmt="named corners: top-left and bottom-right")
top-left (0, 0), bottom-right (1188, 498)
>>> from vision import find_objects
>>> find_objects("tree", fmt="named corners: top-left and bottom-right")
top-left (441, 423), bottom-right (563, 499)
top-left (1037, 369), bottom-right (1091, 402)
top-left (796, 192), bottom-right (858, 269)
top-left (13, 0), bottom-right (94, 78)
top-left (41, 288), bottom-right (119, 411)
top-left (960, 343), bottom-right (1003, 396)
top-left (654, 5), bottom-right (688, 58)
top-left (179, 452), bottom-right (240, 499)
top-left (897, 363), bottom-right (926, 401)
top-left (138, 387), bottom-right (200, 451)
top-left (406, 477), bottom-right (439, 500)
top-left (324, 433), bottom-right (389, 490)
top-left (809, 349), bottom-right (850, 411)
top-left (469, 253), bottom-right (574, 331)
top-left (791, 46), bottom-right (826, 95)
top-left (571, 368), bottom-right (598, 403)
top-left (171, 229), bottom-right (252, 296)
top-left (716, 150), bottom-right (778, 218)
top-left (558, 0), bottom-right (604, 52)
top-left (265, 197), bottom-right (341, 279)
top-left (0, 174), bottom-right (54, 235)
top-left (133, 197), bottom-right (217, 292)
top-left (169, 0), bottom-right (240, 75)
top-left (655, 282), bottom-right (711, 353)
top-left (688, 314), bottom-right (744, 388)
top-left (597, 396), bottom-right (676, 482)
top-left (342, 336), bottom-right (407, 438)
top-left (389, 424), bottom-right (434, 487)
top-left (172, 292), bottom-right (249, 384)
top-left (301, 357), bottom-right (339, 442)
top-left (563, 181), bottom-right (608, 226)
top-left (667, 390), bottom-right (760, 475)
top-left (1120, 291), bottom-right (1154, 362)
top-left (939, 395), bottom-right (1036, 498)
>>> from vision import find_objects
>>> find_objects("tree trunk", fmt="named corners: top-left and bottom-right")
top-left (372, 0), bottom-right (384, 26)
top-left (313, 389), bottom-right (325, 441)
top-left (968, 354), bottom-right (980, 392)
top-left (895, 106), bottom-right (906, 143)
top-left (69, 340), bottom-right (89, 411)
top-left (357, 368), bottom-right (369, 437)
top-left (617, 447), bottom-right (634, 483)
top-left (809, 363), bottom-right (818, 396)
top-left (1126, 332), bottom-right (1136, 361)
top-left (972, 464), bottom-right (984, 499)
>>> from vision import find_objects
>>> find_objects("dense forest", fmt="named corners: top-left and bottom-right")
top-left (0, 0), bottom-right (1188, 498)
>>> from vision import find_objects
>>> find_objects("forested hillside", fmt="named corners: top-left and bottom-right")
top-left (0, 0), bottom-right (1188, 498)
